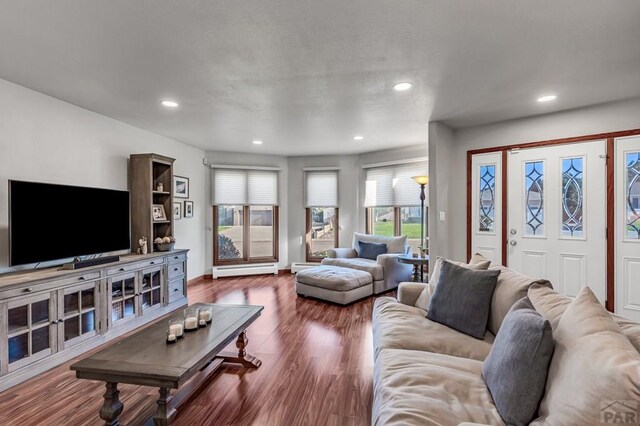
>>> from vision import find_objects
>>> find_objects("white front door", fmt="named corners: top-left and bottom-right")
top-left (507, 141), bottom-right (607, 303)
top-left (615, 135), bottom-right (640, 321)
top-left (471, 152), bottom-right (503, 264)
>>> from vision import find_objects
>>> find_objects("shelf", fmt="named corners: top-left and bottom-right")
top-left (153, 220), bottom-right (170, 224)
top-left (152, 191), bottom-right (171, 195)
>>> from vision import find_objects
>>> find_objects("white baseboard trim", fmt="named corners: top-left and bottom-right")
top-left (291, 262), bottom-right (321, 273)
top-left (212, 263), bottom-right (278, 278)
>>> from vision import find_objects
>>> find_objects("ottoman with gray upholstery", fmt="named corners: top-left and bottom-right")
top-left (295, 265), bottom-right (373, 305)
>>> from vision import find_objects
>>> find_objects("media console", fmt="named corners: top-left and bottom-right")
top-left (0, 249), bottom-right (189, 392)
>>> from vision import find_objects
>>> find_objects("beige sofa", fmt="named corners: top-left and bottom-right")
top-left (371, 263), bottom-right (640, 425)
top-left (322, 233), bottom-right (413, 294)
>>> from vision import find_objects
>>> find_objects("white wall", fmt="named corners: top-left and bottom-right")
top-left (443, 97), bottom-right (640, 262)
top-left (0, 78), bottom-right (207, 279)
top-left (427, 122), bottom-right (455, 264)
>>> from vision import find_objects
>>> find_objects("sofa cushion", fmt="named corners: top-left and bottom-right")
top-left (352, 232), bottom-right (407, 254)
top-left (373, 297), bottom-right (494, 361)
top-left (532, 287), bottom-right (640, 425)
top-left (358, 241), bottom-right (387, 260)
top-left (417, 254), bottom-right (491, 310)
top-left (483, 297), bottom-right (555, 426)
top-left (427, 261), bottom-right (501, 339)
top-left (321, 257), bottom-right (383, 281)
top-left (295, 265), bottom-right (372, 291)
top-left (373, 348), bottom-right (505, 426)
top-left (528, 283), bottom-right (640, 353)
top-left (428, 254), bottom-right (491, 286)
top-left (488, 265), bottom-right (552, 335)
top-left (322, 257), bottom-right (384, 281)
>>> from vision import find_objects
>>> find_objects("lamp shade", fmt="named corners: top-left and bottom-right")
top-left (412, 175), bottom-right (429, 185)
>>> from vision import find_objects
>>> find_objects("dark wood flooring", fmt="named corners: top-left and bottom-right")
top-left (0, 274), bottom-right (387, 425)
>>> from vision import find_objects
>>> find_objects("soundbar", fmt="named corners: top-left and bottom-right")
top-left (61, 255), bottom-right (121, 270)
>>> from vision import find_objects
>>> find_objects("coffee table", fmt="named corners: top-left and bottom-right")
top-left (70, 303), bottom-right (263, 426)
top-left (397, 254), bottom-right (430, 282)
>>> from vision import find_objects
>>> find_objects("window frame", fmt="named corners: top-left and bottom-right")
top-left (366, 206), bottom-right (428, 240)
top-left (213, 205), bottom-right (279, 266)
top-left (305, 207), bottom-right (339, 262)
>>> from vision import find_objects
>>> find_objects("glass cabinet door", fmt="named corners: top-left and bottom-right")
top-left (5, 292), bottom-right (54, 372)
top-left (109, 273), bottom-right (138, 327)
top-left (60, 281), bottom-right (100, 348)
top-left (140, 267), bottom-right (163, 314)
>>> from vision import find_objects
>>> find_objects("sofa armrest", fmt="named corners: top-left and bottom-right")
top-left (326, 248), bottom-right (358, 259)
top-left (397, 282), bottom-right (428, 306)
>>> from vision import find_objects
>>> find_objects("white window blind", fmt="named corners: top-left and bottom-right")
top-left (364, 162), bottom-right (428, 207)
top-left (305, 170), bottom-right (338, 207)
top-left (211, 168), bottom-right (279, 205)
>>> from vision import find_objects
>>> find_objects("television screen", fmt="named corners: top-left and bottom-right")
top-left (9, 180), bottom-right (130, 266)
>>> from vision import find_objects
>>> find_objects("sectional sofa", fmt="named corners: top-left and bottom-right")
top-left (372, 258), bottom-right (640, 425)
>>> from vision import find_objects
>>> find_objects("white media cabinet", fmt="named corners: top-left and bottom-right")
top-left (0, 249), bottom-right (189, 391)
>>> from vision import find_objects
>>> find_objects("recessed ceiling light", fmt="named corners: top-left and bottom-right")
top-left (353, 135), bottom-right (364, 141)
top-left (393, 82), bottom-right (413, 91)
top-left (253, 140), bottom-right (263, 145)
top-left (161, 100), bottom-right (179, 108)
top-left (537, 94), bottom-right (557, 103)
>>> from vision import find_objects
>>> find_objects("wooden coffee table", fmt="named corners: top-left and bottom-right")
top-left (397, 254), bottom-right (430, 282)
top-left (70, 303), bottom-right (263, 426)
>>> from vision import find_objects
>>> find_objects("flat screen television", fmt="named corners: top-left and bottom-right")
top-left (9, 180), bottom-right (130, 266)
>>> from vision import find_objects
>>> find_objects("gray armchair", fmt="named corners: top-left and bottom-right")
top-left (321, 233), bottom-right (413, 294)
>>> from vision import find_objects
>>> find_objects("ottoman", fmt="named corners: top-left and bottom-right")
top-left (295, 265), bottom-right (373, 305)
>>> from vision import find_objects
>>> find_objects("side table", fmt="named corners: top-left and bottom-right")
top-left (397, 254), bottom-right (429, 282)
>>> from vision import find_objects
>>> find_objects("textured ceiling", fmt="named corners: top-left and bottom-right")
top-left (0, 1), bottom-right (639, 155)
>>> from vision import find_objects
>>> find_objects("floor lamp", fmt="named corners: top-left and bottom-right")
top-left (412, 175), bottom-right (429, 256)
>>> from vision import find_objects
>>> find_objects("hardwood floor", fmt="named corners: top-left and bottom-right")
top-left (0, 274), bottom-right (388, 425)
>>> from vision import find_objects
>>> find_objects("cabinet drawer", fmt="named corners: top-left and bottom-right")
top-left (107, 258), bottom-right (164, 276)
top-left (168, 277), bottom-right (185, 303)
top-left (168, 262), bottom-right (185, 279)
top-left (168, 253), bottom-right (187, 264)
top-left (57, 271), bottom-right (101, 287)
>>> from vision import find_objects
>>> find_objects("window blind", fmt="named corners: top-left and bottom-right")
top-left (364, 162), bottom-right (428, 207)
top-left (305, 170), bottom-right (338, 207)
top-left (211, 168), bottom-right (279, 205)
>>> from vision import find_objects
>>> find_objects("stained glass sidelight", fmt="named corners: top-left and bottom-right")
top-left (478, 165), bottom-right (496, 232)
top-left (561, 158), bottom-right (584, 237)
top-left (627, 152), bottom-right (640, 239)
top-left (525, 161), bottom-right (544, 236)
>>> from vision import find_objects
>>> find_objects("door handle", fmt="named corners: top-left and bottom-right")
top-left (509, 240), bottom-right (517, 246)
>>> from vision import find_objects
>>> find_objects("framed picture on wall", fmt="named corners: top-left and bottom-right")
top-left (174, 175), bottom-right (189, 198)
top-left (184, 200), bottom-right (194, 218)
top-left (173, 202), bottom-right (182, 220)
top-left (152, 204), bottom-right (167, 221)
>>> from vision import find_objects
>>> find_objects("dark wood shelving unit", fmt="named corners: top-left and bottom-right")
top-left (130, 153), bottom-right (176, 254)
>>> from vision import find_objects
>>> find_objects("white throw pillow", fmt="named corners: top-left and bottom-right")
top-left (531, 287), bottom-right (640, 425)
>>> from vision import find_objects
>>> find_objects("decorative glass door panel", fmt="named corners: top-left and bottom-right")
top-left (616, 137), bottom-right (640, 321)
top-left (5, 292), bottom-right (54, 372)
top-left (60, 281), bottom-right (100, 348)
top-left (470, 152), bottom-right (503, 265)
top-left (561, 157), bottom-right (585, 238)
top-left (140, 267), bottom-right (163, 313)
top-left (109, 273), bottom-right (137, 327)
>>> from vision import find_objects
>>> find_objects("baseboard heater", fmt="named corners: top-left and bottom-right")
top-left (290, 262), bottom-right (321, 273)
top-left (212, 263), bottom-right (278, 279)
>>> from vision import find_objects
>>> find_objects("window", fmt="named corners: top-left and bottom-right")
top-left (524, 160), bottom-right (545, 236)
top-left (561, 157), bottom-right (584, 238)
top-left (626, 152), bottom-right (640, 239)
top-left (305, 170), bottom-right (339, 261)
top-left (212, 167), bottom-right (279, 264)
top-left (364, 162), bottom-right (428, 253)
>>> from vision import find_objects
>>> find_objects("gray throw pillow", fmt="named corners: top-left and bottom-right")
top-left (427, 260), bottom-right (500, 339)
top-left (482, 297), bottom-right (555, 426)
top-left (358, 241), bottom-right (387, 260)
